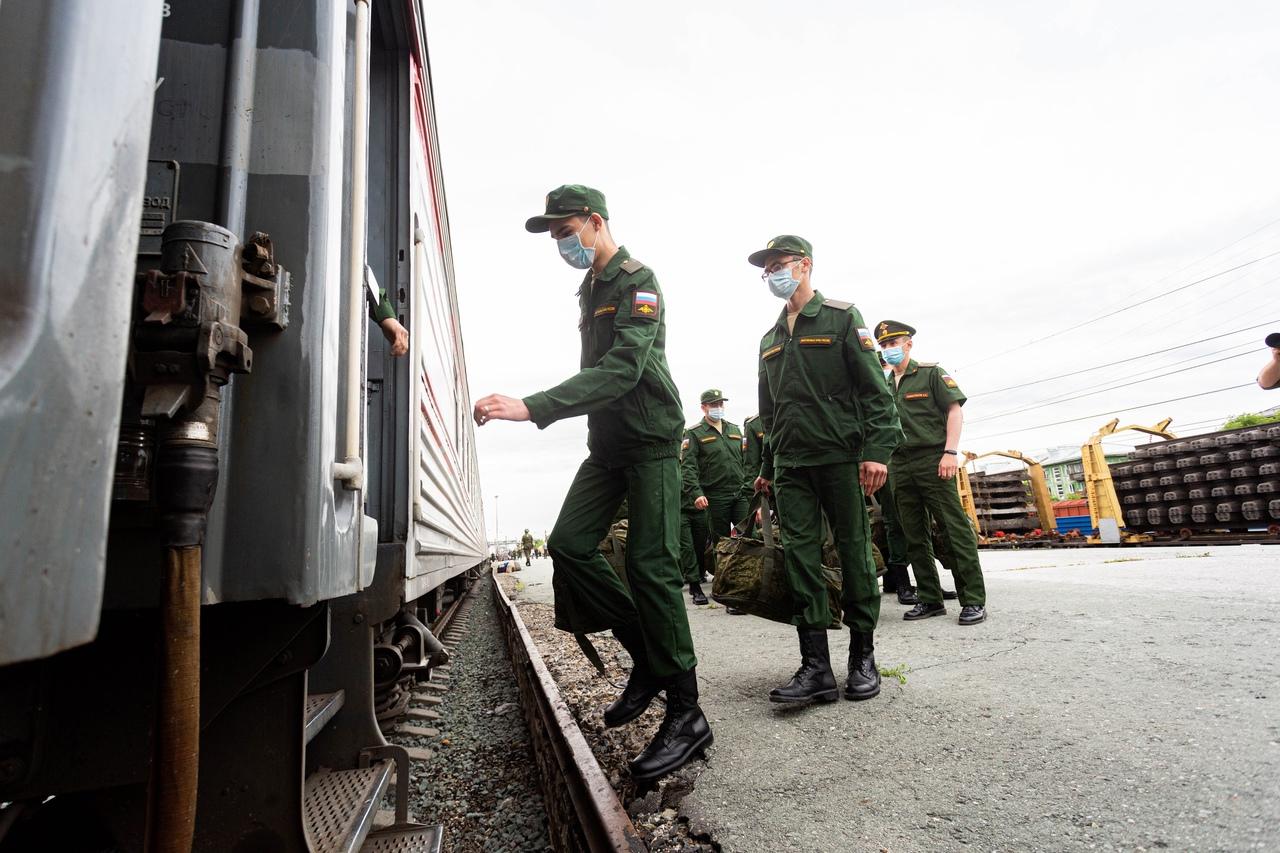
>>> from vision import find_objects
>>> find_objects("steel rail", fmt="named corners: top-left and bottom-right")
top-left (490, 570), bottom-right (646, 853)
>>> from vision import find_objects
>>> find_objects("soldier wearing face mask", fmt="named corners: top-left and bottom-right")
top-left (473, 185), bottom-right (711, 783)
top-left (877, 320), bottom-right (986, 625)
top-left (680, 389), bottom-right (748, 602)
top-left (749, 235), bottom-right (903, 707)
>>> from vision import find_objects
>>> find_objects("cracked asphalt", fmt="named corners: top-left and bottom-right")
top-left (516, 545), bottom-right (1280, 851)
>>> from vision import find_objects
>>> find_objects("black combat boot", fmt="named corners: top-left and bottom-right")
top-left (903, 601), bottom-right (946, 620)
top-left (603, 625), bottom-right (662, 728)
top-left (844, 631), bottom-right (881, 701)
top-left (883, 563), bottom-right (919, 605)
top-left (630, 668), bottom-right (713, 783)
top-left (688, 582), bottom-right (708, 606)
top-left (768, 628), bottom-right (839, 704)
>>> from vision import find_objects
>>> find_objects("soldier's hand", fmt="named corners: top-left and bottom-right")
top-left (693, 496), bottom-right (709, 510)
top-left (474, 394), bottom-right (530, 426)
top-left (753, 476), bottom-right (772, 495)
top-left (859, 461), bottom-right (888, 496)
top-left (379, 317), bottom-right (409, 356)
top-left (938, 454), bottom-right (959, 480)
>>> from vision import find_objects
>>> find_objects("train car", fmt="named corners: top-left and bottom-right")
top-left (0, 1), bottom-right (484, 850)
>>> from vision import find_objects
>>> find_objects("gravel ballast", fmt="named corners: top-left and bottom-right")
top-left (390, 579), bottom-right (552, 852)
top-left (499, 574), bottom-right (719, 852)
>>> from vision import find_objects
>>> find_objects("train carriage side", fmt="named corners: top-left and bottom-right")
top-left (0, 1), bottom-right (485, 850)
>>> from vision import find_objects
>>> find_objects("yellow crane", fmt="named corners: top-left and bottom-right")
top-left (1081, 417), bottom-right (1176, 542)
top-left (961, 450), bottom-right (1058, 536)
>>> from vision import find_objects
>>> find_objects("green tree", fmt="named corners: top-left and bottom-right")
top-left (1222, 411), bottom-right (1280, 429)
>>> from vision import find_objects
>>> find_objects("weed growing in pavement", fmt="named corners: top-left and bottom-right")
top-left (514, 580), bottom-right (525, 592)
top-left (1175, 551), bottom-right (1212, 558)
top-left (878, 663), bottom-right (911, 685)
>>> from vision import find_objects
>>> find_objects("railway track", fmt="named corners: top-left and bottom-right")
top-left (491, 570), bottom-right (647, 853)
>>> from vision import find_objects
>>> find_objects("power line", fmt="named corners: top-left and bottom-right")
top-left (964, 383), bottom-right (1257, 443)
top-left (969, 349), bottom-right (1256, 423)
top-left (966, 319), bottom-right (1277, 398)
top-left (955, 250), bottom-right (1280, 371)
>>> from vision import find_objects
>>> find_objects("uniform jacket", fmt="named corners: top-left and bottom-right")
top-left (681, 418), bottom-right (745, 501)
top-left (891, 359), bottom-right (966, 451)
top-left (757, 291), bottom-right (902, 476)
top-left (523, 247), bottom-right (684, 466)
top-left (739, 414), bottom-right (767, 500)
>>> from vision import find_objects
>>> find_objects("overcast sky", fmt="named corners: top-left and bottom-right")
top-left (425, 0), bottom-right (1280, 541)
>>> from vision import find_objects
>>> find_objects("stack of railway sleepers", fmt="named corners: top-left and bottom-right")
top-left (1110, 424), bottom-right (1280, 537)
top-left (970, 470), bottom-right (1040, 536)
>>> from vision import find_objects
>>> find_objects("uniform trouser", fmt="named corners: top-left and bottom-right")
top-left (693, 490), bottom-right (747, 564)
top-left (878, 478), bottom-right (910, 567)
top-left (773, 462), bottom-right (880, 632)
top-left (678, 511), bottom-right (702, 584)
top-left (890, 448), bottom-right (987, 606)
top-left (547, 455), bottom-right (696, 679)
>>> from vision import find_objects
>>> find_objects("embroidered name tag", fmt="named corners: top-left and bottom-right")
top-left (798, 336), bottom-right (834, 346)
top-left (632, 290), bottom-right (659, 319)
top-left (762, 344), bottom-right (783, 360)
top-left (905, 392), bottom-right (930, 400)
top-left (593, 304), bottom-right (617, 318)
top-left (699, 435), bottom-right (717, 443)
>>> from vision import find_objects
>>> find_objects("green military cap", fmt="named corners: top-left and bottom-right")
top-left (747, 234), bottom-right (813, 267)
top-left (700, 389), bottom-right (727, 404)
top-left (525, 184), bottom-right (609, 233)
top-left (875, 319), bottom-right (916, 344)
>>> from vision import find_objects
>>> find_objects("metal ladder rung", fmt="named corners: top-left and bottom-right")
top-left (304, 762), bottom-right (392, 853)
top-left (305, 690), bottom-right (346, 744)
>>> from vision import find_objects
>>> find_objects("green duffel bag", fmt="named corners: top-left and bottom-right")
top-left (711, 494), bottom-right (843, 629)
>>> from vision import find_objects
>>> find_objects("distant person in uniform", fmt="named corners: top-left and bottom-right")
top-left (473, 185), bottom-right (711, 783)
top-left (1258, 332), bottom-right (1280, 390)
top-left (521, 529), bottom-right (535, 566)
top-left (678, 431), bottom-right (709, 605)
top-left (874, 352), bottom-right (919, 605)
top-left (681, 389), bottom-right (747, 588)
top-left (750, 236), bottom-right (902, 706)
top-left (878, 320), bottom-right (986, 625)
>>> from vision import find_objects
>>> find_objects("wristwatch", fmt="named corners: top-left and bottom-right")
top-left (942, 449), bottom-right (958, 456)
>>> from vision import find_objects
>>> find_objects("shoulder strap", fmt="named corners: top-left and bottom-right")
top-left (823, 298), bottom-right (853, 310)
top-left (619, 258), bottom-right (645, 274)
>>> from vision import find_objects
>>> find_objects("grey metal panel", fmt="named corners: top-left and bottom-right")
top-left (199, 0), bottom-right (366, 605)
top-left (0, 0), bottom-right (164, 664)
top-left (404, 42), bottom-right (486, 593)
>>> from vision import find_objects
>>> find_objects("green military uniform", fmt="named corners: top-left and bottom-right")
top-left (522, 187), bottom-right (694, 680)
top-left (878, 319), bottom-right (986, 609)
top-left (521, 530), bottom-right (535, 564)
top-left (677, 432), bottom-right (704, 585)
top-left (756, 263), bottom-right (902, 633)
top-left (681, 390), bottom-right (748, 566)
top-left (737, 414), bottom-right (768, 534)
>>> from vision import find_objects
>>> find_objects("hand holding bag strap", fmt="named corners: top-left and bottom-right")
top-left (734, 492), bottom-right (775, 547)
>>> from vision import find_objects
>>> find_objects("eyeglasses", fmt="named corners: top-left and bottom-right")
top-left (760, 257), bottom-right (802, 279)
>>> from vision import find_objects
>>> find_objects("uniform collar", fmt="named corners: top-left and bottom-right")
top-left (592, 245), bottom-right (631, 284)
top-left (904, 358), bottom-right (921, 376)
top-left (775, 290), bottom-right (825, 331)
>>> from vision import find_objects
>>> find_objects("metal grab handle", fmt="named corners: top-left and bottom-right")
top-left (333, 0), bottom-right (371, 490)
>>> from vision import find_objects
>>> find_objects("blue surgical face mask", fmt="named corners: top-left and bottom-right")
top-left (708, 407), bottom-right (724, 421)
top-left (766, 265), bottom-right (800, 299)
top-left (556, 219), bottom-right (596, 269)
top-left (882, 345), bottom-right (906, 366)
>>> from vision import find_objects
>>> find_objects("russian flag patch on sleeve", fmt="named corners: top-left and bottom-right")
top-left (632, 290), bottom-right (660, 320)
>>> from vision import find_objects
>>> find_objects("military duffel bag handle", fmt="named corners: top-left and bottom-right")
top-left (733, 491), bottom-right (776, 548)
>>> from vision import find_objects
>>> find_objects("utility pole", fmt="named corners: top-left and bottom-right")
top-left (494, 494), bottom-right (500, 546)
